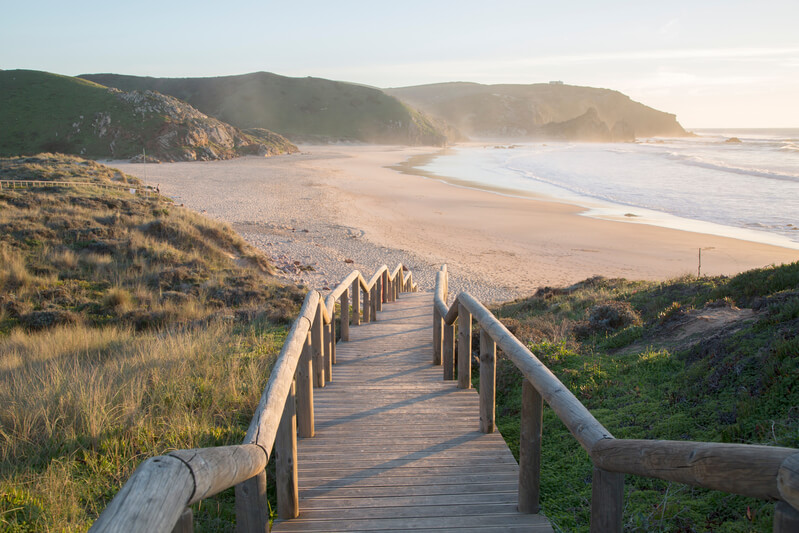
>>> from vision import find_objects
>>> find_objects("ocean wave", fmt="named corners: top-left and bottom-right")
top-left (658, 151), bottom-right (799, 183)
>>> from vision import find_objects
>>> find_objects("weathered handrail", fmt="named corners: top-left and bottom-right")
top-left (0, 179), bottom-right (156, 195)
top-left (433, 264), bottom-right (799, 532)
top-left (91, 262), bottom-right (416, 532)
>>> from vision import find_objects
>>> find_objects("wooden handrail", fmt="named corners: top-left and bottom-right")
top-left (432, 265), bottom-right (799, 532)
top-left (91, 262), bottom-right (415, 532)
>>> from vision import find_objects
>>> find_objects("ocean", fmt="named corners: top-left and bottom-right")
top-left (412, 129), bottom-right (799, 249)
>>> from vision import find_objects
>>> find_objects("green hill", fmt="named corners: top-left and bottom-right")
top-left (80, 72), bottom-right (451, 146)
top-left (0, 70), bottom-right (297, 161)
top-left (492, 264), bottom-right (799, 530)
top-left (386, 82), bottom-right (687, 141)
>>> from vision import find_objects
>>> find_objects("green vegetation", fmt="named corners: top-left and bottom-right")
top-left (80, 72), bottom-right (450, 145)
top-left (0, 154), bottom-right (304, 530)
top-left (487, 265), bottom-right (799, 531)
top-left (0, 70), bottom-right (297, 161)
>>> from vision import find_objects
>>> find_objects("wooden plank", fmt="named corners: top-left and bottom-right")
top-left (272, 293), bottom-right (551, 533)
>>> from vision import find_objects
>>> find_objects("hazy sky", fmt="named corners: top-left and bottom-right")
top-left (3, 0), bottom-right (798, 128)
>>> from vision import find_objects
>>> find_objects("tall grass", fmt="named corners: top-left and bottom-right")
top-left (0, 319), bottom-right (286, 531)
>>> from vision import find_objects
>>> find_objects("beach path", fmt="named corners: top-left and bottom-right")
top-left (271, 291), bottom-right (552, 532)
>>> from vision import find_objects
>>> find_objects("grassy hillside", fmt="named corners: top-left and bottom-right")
top-left (489, 263), bottom-right (799, 531)
top-left (0, 70), bottom-right (297, 161)
top-left (0, 154), bottom-right (304, 530)
top-left (80, 72), bottom-right (451, 145)
top-left (386, 82), bottom-right (687, 140)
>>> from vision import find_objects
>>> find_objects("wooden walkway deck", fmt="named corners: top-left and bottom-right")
top-left (272, 292), bottom-right (552, 532)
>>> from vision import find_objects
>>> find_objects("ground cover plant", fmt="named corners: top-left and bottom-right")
top-left (0, 154), bottom-right (304, 531)
top-left (487, 264), bottom-right (799, 532)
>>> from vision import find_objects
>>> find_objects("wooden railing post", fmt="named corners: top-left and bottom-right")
top-left (479, 328), bottom-right (496, 433)
top-left (457, 303), bottom-right (472, 389)
top-left (362, 285), bottom-right (371, 323)
top-left (351, 280), bottom-right (360, 326)
top-left (371, 284), bottom-right (378, 320)
top-left (775, 501), bottom-right (799, 532)
top-left (324, 316), bottom-right (333, 382)
top-left (235, 469), bottom-right (269, 533)
top-left (382, 271), bottom-right (389, 303)
top-left (518, 379), bottom-right (542, 513)
top-left (376, 277), bottom-right (383, 312)
top-left (171, 508), bottom-right (193, 533)
top-left (443, 321), bottom-right (455, 380)
top-left (590, 467), bottom-right (624, 533)
top-left (296, 332), bottom-right (314, 438)
top-left (276, 381), bottom-right (299, 519)
top-left (312, 303), bottom-right (325, 388)
top-left (395, 275), bottom-right (400, 299)
top-left (331, 309), bottom-right (337, 365)
top-left (340, 289), bottom-right (350, 341)
top-left (432, 307), bottom-right (442, 365)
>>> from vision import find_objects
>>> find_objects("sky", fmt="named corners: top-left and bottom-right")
top-left (3, 0), bottom-right (798, 128)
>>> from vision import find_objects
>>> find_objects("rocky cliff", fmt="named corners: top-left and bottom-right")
top-left (0, 70), bottom-right (297, 161)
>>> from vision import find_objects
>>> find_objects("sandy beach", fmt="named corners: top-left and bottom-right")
top-left (112, 145), bottom-right (798, 303)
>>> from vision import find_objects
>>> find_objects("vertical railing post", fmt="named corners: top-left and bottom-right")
top-left (395, 274), bottom-right (400, 299)
top-left (362, 284), bottom-right (371, 323)
top-left (432, 306), bottom-right (442, 365)
top-left (518, 380), bottom-right (542, 513)
top-left (382, 270), bottom-right (389, 303)
top-left (312, 303), bottom-right (325, 388)
top-left (387, 273), bottom-right (394, 302)
top-left (235, 469), bottom-right (269, 533)
top-left (479, 328), bottom-right (496, 433)
top-left (375, 277), bottom-right (383, 312)
top-left (457, 303), bottom-right (472, 389)
top-left (324, 313), bottom-right (333, 382)
top-left (340, 289), bottom-right (350, 341)
top-left (276, 381), bottom-right (299, 519)
top-left (775, 502), bottom-right (799, 532)
top-left (331, 309), bottom-right (336, 365)
top-left (371, 284), bottom-right (378, 320)
top-left (351, 280), bottom-right (360, 326)
top-left (296, 332), bottom-right (314, 438)
top-left (590, 467), bottom-right (624, 533)
top-left (443, 320), bottom-right (455, 380)
top-left (171, 508), bottom-right (193, 533)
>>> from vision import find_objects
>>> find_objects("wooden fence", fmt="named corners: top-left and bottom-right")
top-left (0, 179), bottom-right (156, 196)
top-left (432, 264), bottom-right (799, 532)
top-left (90, 263), bottom-right (416, 532)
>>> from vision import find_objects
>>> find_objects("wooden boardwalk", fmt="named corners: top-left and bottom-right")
top-left (272, 292), bottom-right (552, 532)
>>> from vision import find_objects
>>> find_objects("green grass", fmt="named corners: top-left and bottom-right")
top-left (0, 154), bottom-right (304, 530)
top-left (485, 263), bottom-right (799, 532)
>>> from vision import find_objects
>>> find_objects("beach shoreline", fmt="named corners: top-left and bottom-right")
top-left (111, 145), bottom-right (798, 304)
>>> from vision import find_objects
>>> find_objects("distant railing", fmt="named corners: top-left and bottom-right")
top-left (0, 179), bottom-right (156, 196)
top-left (432, 264), bottom-right (799, 532)
top-left (90, 263), bottom-right (417, 532)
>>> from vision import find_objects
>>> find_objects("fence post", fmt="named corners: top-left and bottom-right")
top-left (376, 277), bottom-right (383, 312)
top-left (331, 308), bottom-right (336, 365)
top-left (324, 317), bottom-right (332, 382)
top-left (171, 508), bottom-right (193, 533)
top-left (276, 381), bottom-right (299, 519)
top-left (340, 289), bottom-right (350, 341)
top-left (296, 332), bottom-right (314, 438)
top-left (479, 328), bottom-right (496, 433)
top-left (518, 380), bottom-right (542, 513)
top-left (590, 467), bottom-right (624, 533)
top-left (457, 303), bottom-right (472, 389)
top-left (371, 285), bottom-right (378, 320)
top-left (351, 280), bottom-right (360, 326)
top-left (235, 469), bottom-right (269, 533)
top-left (312, 303), bottom-right (325, 388)
top-left (775, 502), bottom-right (799, 532)
top-left (382, 271), bottom-right (389, 303)
top-left (432, 307), bottom-right (443, 365)
top-left (443, 321), bottom-right (455, 380)
top-left (362, 284), bottom-right (371, 323)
